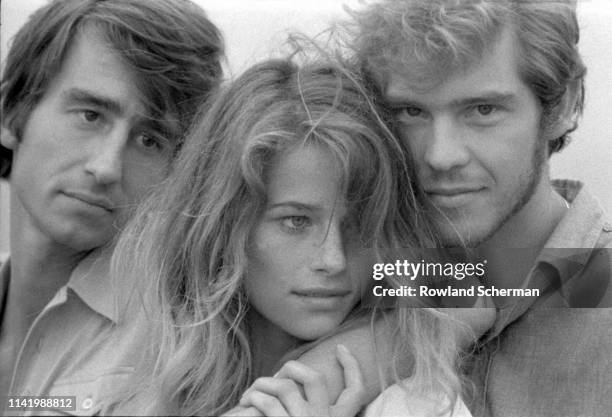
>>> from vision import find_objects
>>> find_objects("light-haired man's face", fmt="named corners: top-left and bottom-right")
top-left (2, 27), bottom-right (173, 251)
top-left (385, 29), bottom-right (550, 246)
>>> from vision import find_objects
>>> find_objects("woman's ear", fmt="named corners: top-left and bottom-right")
top-left (1, 126), bottom-right (19, 150)
top-left (543, 80), bottom-right (583, 142)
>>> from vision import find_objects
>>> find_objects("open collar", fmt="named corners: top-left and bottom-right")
top-left (483, 180), bottom-right (610, 342)
top-left (67, 245), bottom-right (136, 324)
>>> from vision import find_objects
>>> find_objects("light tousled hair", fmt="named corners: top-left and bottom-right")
top-left (349, 0), bottom-right (586, 155)
top-left (0, 0), bottom-right (224, 178)
top-left (111, 51), bottom-right (465, 415)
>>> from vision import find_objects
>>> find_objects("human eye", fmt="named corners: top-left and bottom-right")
top-left (134, 131), bottom-right (170, 154)
top-left (279, 215), bottom-right (312, 234)
top-left (476, 104), bottom-right (496, 116)
top-left (466, 103), bottom-right (504, 125)
top-left (74, 109), bottom-right (105, 128)
top-left (480, 104), bottom-right (496, 115)
top-left (81, 110), bottom-right (101, 122)
top-left (392, 105), bottom-right (428, 125)
top-left (399, 106), bottom-right (425, 118)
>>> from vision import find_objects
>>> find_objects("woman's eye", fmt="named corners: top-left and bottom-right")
top-left (280, 216), bottom-right (311, 232)
top-left (140, 134), bottom-right (158, 148)
top-left (402, 106), bottom-right (423, 117)
top-left (135, 132), bottom-right (168, 153)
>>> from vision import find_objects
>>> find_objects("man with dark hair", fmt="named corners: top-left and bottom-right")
top-left (0, 0), bottom-right (223, 413)
top-left (352, 0), bottom-right (612, 416)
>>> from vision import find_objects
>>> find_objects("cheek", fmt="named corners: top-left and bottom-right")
top-left (11, 138), bottom-right (57, 196)
top-left (247, 225), bottom-right (295, 293)
top-left (500, 110), bottom-right (541, 155)
top-left (122, 160), bottom-right (167, 202)
top-left (346, 248), bottom-right (376, 293)
top-left (244, 244), bottom-right (290, 322)
top-left (398, 127), bottom-right (428, 173)
top-left (497, 130), bottom-right (540, 180)
top-left (250, 221), bottom-right (312, 271)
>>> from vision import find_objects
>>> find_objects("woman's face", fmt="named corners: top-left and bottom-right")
top-left (246, 145), bottom-right (375, 343)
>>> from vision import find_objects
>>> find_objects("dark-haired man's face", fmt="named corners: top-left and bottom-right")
top-left (384, 30), bottom-right (550, 247)
top-left (2, 28), bottom-right (172, 251)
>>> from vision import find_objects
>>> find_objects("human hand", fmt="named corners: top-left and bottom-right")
top-left (222, 405), bottom-right (264, 416)
top-left (239, 344), bottom-right (366, 417)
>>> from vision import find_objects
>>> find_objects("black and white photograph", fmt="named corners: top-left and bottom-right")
top-left (1, 0), bottom-right (611, 416)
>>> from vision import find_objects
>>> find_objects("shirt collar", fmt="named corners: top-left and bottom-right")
top-left (535, 180), bottom-right (608, 297)
top-left (67, 245), bottom-right (135, 324)
top-left (542, 179), bottom-right (606, 250)
top-left (0, 250), bottom-right (136, 327)
top-left (484, 180), bottom-right (610, 341)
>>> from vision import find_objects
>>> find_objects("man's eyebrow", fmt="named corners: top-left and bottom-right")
top-left (383, 90), bottom-right (418, 107)
top-left (450, 92), bottom-right (517, 107)
top-left (61, 88), bottom-right (125, 115)
top-left (384, 91), bottom-right (517, 108)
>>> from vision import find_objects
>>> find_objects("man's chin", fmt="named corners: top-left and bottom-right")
top-left (436, 219), bottom-right (494, 248)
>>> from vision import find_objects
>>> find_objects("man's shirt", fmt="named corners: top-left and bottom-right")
top-left (466, 180), bottom-right (612, 417)
top-left (1, 249), bottom-right (149, 416)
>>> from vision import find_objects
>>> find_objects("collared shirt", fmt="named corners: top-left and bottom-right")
top-left (1, 249), bottom-right (150, 416)
top-left (466, 180), bottom-right (612, 417)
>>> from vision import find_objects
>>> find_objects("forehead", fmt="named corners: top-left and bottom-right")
top-left (267, 145), bottom-right (343, 204)
top-left (384, 28), bottom-right (528, 105)
top-left (44, 26), bottom-right (146, 116)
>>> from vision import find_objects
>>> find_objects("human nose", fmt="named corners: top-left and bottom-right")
top-left (84, 127), bottom-right (128, 185)
top-left (423, 117), bottom-right (470, 172)
top-left (312, 223), bottom-right (347, 276)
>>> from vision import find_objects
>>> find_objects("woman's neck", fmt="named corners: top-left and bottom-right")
top-left (248, 309), bottom-right (302, 377)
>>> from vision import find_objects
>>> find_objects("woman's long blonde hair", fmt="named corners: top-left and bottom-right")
top-left (112, 50), bottom-right (463, 415)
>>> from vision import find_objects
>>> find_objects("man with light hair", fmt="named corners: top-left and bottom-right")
top-left (0, 0), bottom-right (223, 413)
top-left (352, 0), bottom-right (612, 415)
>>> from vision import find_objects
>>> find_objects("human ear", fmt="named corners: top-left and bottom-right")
top-left (543, 79), bottom-right (583, 142)
top-left (0, 126), bottom-right (19, 150)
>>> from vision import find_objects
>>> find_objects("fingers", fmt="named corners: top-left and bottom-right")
top-left (240, 377), bottom-right (306, 412)
top-left (221, 405), bottom-right (265, 416)
top-left (274, 360), bottom-right (330, 405)
top-left (239, 386), bottom-right (290, 417)
top-left (332, 344), bottom-right (367, 417)
top-left (240, 350), bottom-right (365, 417)
top-left (336, 344), bottom-right (364, 393)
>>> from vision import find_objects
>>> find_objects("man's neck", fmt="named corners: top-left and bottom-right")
top-left (6, 199), bottom-right (89, 341)
top-left (1, 199), bottom-right (91, 403)
top-left (477, 178), bottom-right (569, 297)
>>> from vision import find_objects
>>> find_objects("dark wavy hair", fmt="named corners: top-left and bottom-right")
top-left (0, 0), bottom-right (224, 178)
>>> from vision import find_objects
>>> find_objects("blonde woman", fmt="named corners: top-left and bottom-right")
top-left (112, 55), bottom-right (491, 416)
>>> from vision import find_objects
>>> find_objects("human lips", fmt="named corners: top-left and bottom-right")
top-left (291, 287), bottom-right (352, 308)
top-left (292, 287), bottom-right (352, 298)
top-left (63, 190), bottom-right (115, 212)
top-left (425, 186), bottom-right (486, 208)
